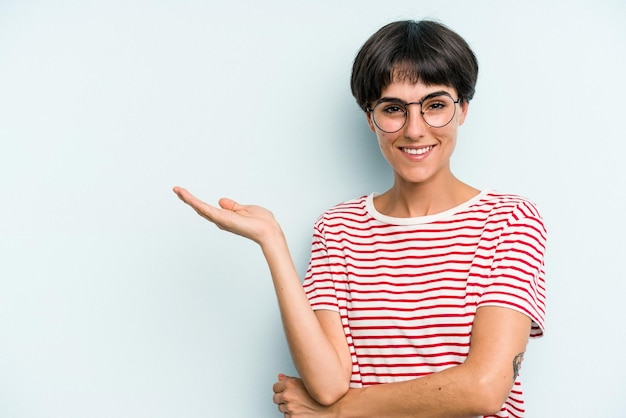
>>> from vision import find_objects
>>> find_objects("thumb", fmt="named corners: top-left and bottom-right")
top-left (218, 198), bottom-right (239, 212)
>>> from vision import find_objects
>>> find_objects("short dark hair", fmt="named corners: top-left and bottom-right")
top-left (350, 20), bottom-right (479, 111)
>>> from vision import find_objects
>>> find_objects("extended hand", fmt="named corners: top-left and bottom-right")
top-left (172, 186), bottom-right (282, 245)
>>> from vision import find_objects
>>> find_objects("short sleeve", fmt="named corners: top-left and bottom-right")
top-left (478, 210), bottom-right (547, 338)
top-left (302, 225), bottom-right (340, 312)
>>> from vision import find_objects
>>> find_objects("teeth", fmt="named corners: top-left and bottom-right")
top-left (402, 146), bottom-right (433, 155)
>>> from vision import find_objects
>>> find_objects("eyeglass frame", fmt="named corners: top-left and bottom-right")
top-left (366, 92), bottom-right (462, 133)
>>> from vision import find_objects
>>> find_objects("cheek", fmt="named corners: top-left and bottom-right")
top-left (376, 132), bottom-right (399, 155)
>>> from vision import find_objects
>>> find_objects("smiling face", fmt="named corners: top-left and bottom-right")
top-left (367, 80), bottom-right (468, 190)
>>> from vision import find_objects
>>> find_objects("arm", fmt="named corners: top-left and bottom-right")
top-left (260, 229), bottom-right (352, 404)
top-left (172, 187), bottom-right (352, 404)
top-left (274, 305), bottom-right (532, 418)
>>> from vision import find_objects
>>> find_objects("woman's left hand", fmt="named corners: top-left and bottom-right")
top-left (272, 374), bottom-right (334, 418)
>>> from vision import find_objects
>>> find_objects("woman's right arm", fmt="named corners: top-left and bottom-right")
top-left (172, 187), bottom-right (352, 405)
top-left (261, 236), bottom-right (352, 404)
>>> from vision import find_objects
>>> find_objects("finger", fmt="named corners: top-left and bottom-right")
top-left (172, 186), bottom-right (186, 202)
top-left (273, 380), bottom-right (286, 394)
top-left (218, 197), bottom-right (240, 212)
top-left (173, 188), bottom-right (239, 219)
top-left (277, 402), bottom-right (291, 415)
top-left (172, 187), bottom-right (202, 206)
top-left (172, 187), bottom-right (225, 223)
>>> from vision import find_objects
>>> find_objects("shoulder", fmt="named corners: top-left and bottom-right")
top-left (474, 190), bottom-right (544, 222)
top-left (313, 195), bottom-right (370, 229)
top-left (474, 191), bottom-right (547, 245)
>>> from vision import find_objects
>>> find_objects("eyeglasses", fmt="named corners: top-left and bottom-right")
top-left (367, 92), bottom-right (461, 133)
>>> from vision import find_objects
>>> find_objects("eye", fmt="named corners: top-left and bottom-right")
top-left (422, 95), bottom-right (454, 113)
top-left (381, 103), bottom-right (406, 115)
top-left (423, 99), bottom-right (447, 112)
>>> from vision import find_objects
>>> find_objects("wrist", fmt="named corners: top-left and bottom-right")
top-left (258, 224), bottom-right (288, 254)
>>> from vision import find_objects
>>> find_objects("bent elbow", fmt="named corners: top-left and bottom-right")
top-left (308, 381), bottom-right (350, 406)
top-left (471, 376), bottom-right (513, 415)
top-left (476, 395), bottom-right (507, 416)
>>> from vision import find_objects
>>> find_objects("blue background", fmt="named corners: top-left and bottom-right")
top-left (1, 1), bottom-right (625, 416)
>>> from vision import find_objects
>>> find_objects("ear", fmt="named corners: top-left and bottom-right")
top-left (366, 111), bottom-right (376, 133)
top-left (458, 100), bottom-right (469, 126)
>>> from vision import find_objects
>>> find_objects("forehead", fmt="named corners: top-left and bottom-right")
top-left (380, 80), bottom-right (457, 100)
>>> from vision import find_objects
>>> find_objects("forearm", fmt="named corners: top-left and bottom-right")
top-left (322, 307), bottom-right (532, 417)
top-left (172, 187), bottom-right (350, 402)
top-left (331, 363), bottom-right (503, 418)
top-left (261, 231), bottom-right (350, 404)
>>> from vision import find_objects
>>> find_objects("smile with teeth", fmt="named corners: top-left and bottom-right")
top-left (401, 145), bottom-right (434, 155)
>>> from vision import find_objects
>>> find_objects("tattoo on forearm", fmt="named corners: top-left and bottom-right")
top-left (512, 352), bottom-right (524, 381)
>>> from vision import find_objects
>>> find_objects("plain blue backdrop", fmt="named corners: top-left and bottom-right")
top-left (1, 1), bottom-right (625, 416)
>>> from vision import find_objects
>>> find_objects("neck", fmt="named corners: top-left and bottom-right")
top-left (374, 175), bottom-right (479, 218)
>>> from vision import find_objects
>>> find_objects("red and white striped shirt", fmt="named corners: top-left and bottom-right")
top-left (302, 190), bottom-right (547, 418)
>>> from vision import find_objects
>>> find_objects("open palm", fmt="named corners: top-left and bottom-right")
top-left (173, 186), bottom-right (281, 245)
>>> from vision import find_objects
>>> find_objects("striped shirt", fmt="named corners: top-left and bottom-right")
top-left (302, 190), bottom-right (547, 418)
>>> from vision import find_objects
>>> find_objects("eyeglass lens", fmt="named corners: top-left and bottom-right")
top-left (371, 95), bottom-right (457, 132)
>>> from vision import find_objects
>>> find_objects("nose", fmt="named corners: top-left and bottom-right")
top-left (403, 103), bottom-right (428, 139)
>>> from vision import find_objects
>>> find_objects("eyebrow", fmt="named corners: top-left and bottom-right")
top-left (376, 90), bottom-right (454, 104)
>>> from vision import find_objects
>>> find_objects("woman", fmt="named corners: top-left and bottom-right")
top-left (174, 19), bottom-right (546, 418)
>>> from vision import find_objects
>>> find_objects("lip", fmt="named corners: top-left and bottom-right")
top-left (399, 145), bottom-right (436, 160)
